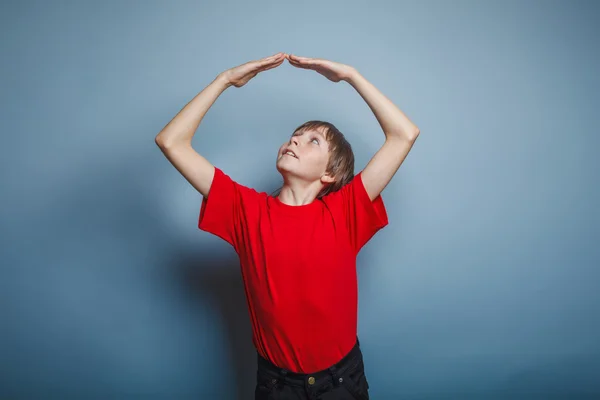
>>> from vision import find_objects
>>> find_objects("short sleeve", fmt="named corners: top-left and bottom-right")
top-left (198, 167), bottom-right (256, 251)
top-left (323, 171), bottom-right (389, 254)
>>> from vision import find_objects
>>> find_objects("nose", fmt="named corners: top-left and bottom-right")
top-left (291, 136), bottom-right (299, 146)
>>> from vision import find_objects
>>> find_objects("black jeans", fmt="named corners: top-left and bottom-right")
top-left (255, 338), bottom-right (370, 400)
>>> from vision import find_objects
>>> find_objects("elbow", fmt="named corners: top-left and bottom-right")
top-left (155, 132), bottom-right (167, 147)
top-left (408, 127), bottom-right (420, 141)
top-left (155, 132), bottom-right (191, 149)
top-left (155, 135), bottom-right (164, 148)
top-left (155, 134), bottom-right (177, 149)
top-left (398, 128), bottom-right (419, 142)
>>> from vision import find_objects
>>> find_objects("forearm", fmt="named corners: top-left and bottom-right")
top-left (155, 74), bottom-right (232, 148)
top-left (345, 70), bottom-right (419, 141)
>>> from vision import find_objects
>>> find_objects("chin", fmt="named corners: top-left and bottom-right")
top-left (275, 161), bottom-right (288, 174)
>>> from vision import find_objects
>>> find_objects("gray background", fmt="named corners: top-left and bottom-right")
top-left (1, 0), bottom-right (599, 398)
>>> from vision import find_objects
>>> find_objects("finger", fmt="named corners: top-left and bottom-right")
top-left (288, 58), bottom-right (309, 67)
top-left (258, 53), bottom-right (284, 67)
top-left (259, 57), bottom-right (285, 71)
top-left (248, 55), bottom-right (282, 72)
top-left (289, 55), bottom-right (320, 67)
top-left (288, 58), bottom-right (313, 70)
top-left (264, 52), bottom-right (283, 61)
top-left (260, 61), bottom-right (285, 72)
top-left (259, 57), bottom-right (286, 72)
top-left (250, 53), bottom-right (281, 65)
top-left (289, 63), bottom-right (312, 70)
top-left (289, 54), bottom-right (311, 61)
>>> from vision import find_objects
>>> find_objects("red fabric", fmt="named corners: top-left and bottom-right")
top-left (199, 167), bottom-right (388, 373)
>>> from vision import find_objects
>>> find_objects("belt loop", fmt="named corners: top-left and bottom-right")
top-left (273, 368), bottom-right (286, 388)
top-left (328, 366), bottom-right (341, 386)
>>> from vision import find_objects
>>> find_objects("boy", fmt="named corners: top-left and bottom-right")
top-left (155, 52), bottom-right (419, 400)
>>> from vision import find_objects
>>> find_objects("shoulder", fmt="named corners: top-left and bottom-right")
top-left (213, 167), bottom-right (263, 195)
top-left (321, 172), bottom-right (361, 202)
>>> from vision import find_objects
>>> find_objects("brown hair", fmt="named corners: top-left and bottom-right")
top-left (271, 120), bottom-right (355, 199)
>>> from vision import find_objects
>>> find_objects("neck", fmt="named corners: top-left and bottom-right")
top-left (277, 178), bottom-right (324, 206)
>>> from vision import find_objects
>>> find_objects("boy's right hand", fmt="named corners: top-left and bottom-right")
top-left (221, 52), bottom-right (287, 88)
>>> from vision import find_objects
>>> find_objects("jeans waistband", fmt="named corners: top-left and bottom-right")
top-left (256, 337), bottom-right (362, 388)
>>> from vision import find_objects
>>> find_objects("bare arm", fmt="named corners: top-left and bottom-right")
top-left (345, 69), bottom-right (420, 201)
top-left (155, 74), bottom-right (230, 197)
top-left (155, 52), bottom-right (286, 198)
top-left (155, 74), bottom-right (231, 149)
top-left (287, 55), bottom-right (420, 201)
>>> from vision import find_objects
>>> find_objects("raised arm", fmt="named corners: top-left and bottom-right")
top-left (155, 52), bottom-right (287, 197)
top-left (287, 54), bottom-right (420, 201)
top-left (344, 69), bottom-right (420, 201)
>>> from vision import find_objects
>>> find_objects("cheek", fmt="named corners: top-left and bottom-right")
top-left (311, 153), bottom-right (329, 168)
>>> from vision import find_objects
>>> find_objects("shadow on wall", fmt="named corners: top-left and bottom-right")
top-left (174, 245), bottom-right (256, 400)
top-left (0, 139), bottom-right (260, 399)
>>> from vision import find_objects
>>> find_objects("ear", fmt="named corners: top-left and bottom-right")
top-left (320, 172), bottom-right (336, 184)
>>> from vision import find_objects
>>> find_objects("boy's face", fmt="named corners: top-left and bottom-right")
top-left (276, 127), bottom-right (334, 184)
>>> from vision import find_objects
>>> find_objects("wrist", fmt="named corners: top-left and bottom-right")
top-left (343, 67), bottom-right (360, 84)
top-left (215, 72), bottom-right (233, 89)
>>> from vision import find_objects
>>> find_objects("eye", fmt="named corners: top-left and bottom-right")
top-left (312, 138), bottom-right (319, 144)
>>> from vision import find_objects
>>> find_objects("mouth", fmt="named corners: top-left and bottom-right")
top-left (283, 150), bottom-right (298, 159)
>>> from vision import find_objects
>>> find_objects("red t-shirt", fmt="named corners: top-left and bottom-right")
top-left (198, 167), bottom-right (388, 373)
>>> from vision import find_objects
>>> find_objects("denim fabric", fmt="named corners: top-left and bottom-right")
top-left (255, 338), bottom-right (370, 400)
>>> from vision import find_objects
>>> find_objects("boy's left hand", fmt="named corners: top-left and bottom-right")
top-left (285, 54), bottom-right (356, 83)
